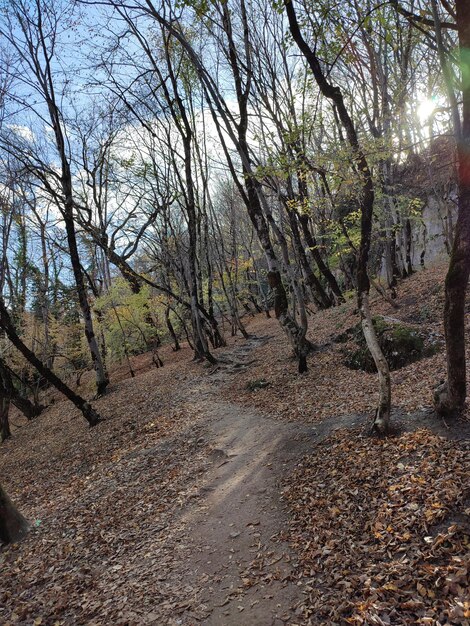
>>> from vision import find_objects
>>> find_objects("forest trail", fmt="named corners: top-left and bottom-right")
top-left (156, 335), bottom-right (317, 625)
top-left (2, 267), bottom-right (469, 626)
top-left (155, 334), bottom-right (360, 625)
top-left (170, 399), bottom-right (307, 624)
top-left (1, 327), bottom-right (362, 626)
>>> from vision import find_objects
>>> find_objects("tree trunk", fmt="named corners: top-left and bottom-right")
top-left (435, 190), bottom-right (470, 416)
top-left (286, 203), bottom-right (332, 309)
top-left (12, 394), bottom-right (44, 420)
top-left (63, 212), bottom-right (109, 396)
top-left (38, 218), bottom-right (54, 368)
top-left (0, 394), bottom-right (11, 442)
top-left (0, 359), bottom-right (44, 421)
top-left (381, 161), bottom-right (401, 290)
top-left (0, 358), bottom-right (11, 441)
top-left (286, 0), bottom-right (391, 428)
top-left (39, 46), bottom-right (109, 396)
top-left (106, 237), bottom-right (225, 349)
top-left (165, 306), bottom-right (180, 351)
top-left (435, 0), bottom-right (470, 416)
top-left (359, 293), bottom-right (391, 432)
top-left (404, 218), bottom-right (413, 276)
top-left (268, 269), bottom-right (309, 373)
top-left (296, 201), bottom-right (344, 304)
top-left (161, 39), bottom-right (217, 364)
top-left (0, 484), bottom-right (29, 544)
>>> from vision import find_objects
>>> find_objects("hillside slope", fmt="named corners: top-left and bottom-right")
top-left (0, 262), bottom-right (468, 625)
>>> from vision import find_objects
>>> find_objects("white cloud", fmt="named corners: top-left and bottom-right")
top-left (7, 124), bottom-right (35, 143)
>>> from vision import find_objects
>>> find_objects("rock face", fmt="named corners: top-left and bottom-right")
top-left (338, 317), bottom-right (439, 373)
top-left (379, 193), bottom-right (457, 283)
top-left (416, 195), bottom-right (457, 264)
top-left (379, 136), bottom-right (458, 282)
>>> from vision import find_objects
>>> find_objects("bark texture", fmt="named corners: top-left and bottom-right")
top-left (0, 483), bottom-right (29, 544)
top-left (0, 359), bottom-right (44, 421)
top-left (0, 392), bottom-right (10, 442)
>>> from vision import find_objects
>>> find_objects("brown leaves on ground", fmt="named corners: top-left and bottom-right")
top-left (227, 263), bottom-right (469, 423)
top-left (281, 428), bottom-right (470, 625)
top-left (0, 343), bottom-right (214, 625)
top-left (223, 263), bottom-right (470, 624)
top-left (1, 262), bottom-right (470, 625)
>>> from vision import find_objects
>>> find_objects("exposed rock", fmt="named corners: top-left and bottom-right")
top-left (340, 316), bottom-right (440, 372)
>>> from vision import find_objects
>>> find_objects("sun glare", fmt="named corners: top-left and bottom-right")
top-left (417, 98), bottom-right (436, 123)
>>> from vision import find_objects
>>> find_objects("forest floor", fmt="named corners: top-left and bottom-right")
top-left (0, 261), bottom-right (469, 626)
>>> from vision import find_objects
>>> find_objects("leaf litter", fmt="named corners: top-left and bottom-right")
top-left (0, 261), bottom-right (469, 625)
top-left (281, 428), bottom-right (469, 625)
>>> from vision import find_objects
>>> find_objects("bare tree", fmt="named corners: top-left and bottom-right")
top-left (0, 0), bottom-right (109, 395)
top-left (0, 297), bottom-right (101, 426)
top-left (285, 0), bottom-right (391, 432)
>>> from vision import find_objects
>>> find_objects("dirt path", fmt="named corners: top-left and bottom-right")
top-left (172, 393), bottom-right (311, 625)
top-left (155, 335), bottom-right (357, 626)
